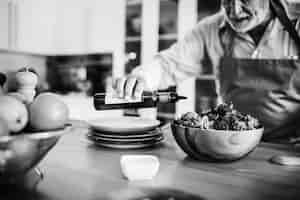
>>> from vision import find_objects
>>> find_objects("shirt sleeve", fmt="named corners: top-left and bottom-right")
top-left (131, 23), bottom-right (207, 91)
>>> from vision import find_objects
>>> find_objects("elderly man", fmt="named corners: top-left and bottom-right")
top-left (115, 0), bottom-right (300, 142)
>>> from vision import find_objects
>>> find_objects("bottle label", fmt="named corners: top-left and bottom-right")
top-left (105, 91), bottom-right (142, 104)
top-left (157, 92), bottom-right (170, 103)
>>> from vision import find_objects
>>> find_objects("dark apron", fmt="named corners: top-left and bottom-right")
top-left (219, 29), bottom-right (300, 141)
top-left (220, 57), bottom-right (300, 141)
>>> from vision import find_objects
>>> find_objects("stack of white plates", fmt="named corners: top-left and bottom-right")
top-left (87, 117), bottom-right (164, 149)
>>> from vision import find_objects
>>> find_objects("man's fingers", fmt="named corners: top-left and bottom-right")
top-left (115, 77), bottom-right (127, 98)
top-left (124, 77), bottom-right (137, 99)
top-left (133, 78), bottom-right (145, 99)
top-left (114, 76), bottom-right (146, 100)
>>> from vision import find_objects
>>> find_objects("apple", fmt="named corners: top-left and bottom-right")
top-left (29, 93), bottom-right (69, 131)
top-left (7, 92), bottom-right (28, 105)
top-left (0, 117), bottom-right (9, 137)
top-left (0, 95), bottom-right (28, 133)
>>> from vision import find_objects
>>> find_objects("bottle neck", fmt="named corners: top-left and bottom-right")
top-left (154, 91), bottom-right (187, 103)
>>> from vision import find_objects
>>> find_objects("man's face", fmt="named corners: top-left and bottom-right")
top-left (222, 0), bottom-right (271, 33)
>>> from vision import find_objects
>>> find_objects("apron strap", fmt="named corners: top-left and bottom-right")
top-left (270, 0), bottom-right (300, 54)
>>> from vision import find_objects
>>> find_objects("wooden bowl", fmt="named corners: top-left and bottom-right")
top-left (171, 123), bottom-right (263, 161)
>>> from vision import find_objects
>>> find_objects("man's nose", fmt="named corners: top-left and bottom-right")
top-left (229, 0), bottom-right (244, 18)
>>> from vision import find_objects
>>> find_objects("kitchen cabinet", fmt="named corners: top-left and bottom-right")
top-left (0, 0), bottom-right (15, 49)
top-left (15, 0), bottom-right (125, 53)
top-left (0, 0), bottom-right (60, 51)
top-left (3, 0), bottom-right (126, 77)
top-left (0, 0), bottom-right (9, 49)
top-left (16, 0), bottom-right (60, 53)
top-left (11, 0), bottom-right (126, 80)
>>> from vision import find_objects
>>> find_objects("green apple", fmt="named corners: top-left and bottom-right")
top-left (0, 95), bottom-right (28, 133)
top-left (7, 92), bottom-right (28, 105)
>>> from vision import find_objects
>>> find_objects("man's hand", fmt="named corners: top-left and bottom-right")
top-left (114, 75), bottom-right (146, 99)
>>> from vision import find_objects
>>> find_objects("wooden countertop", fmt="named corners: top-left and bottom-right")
top-left (2, 121), bottom-right (300, 200)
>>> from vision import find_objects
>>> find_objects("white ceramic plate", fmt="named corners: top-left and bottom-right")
top-left (88, 116), bottom-right (161, 134)
top-left (91, 141), bottom-right (163, 149)
top-left (90, 129), bottom-right (162, 139)
top-left (87, 133), bottom-right (163, 142)
top-left (86, 134), bottom-right (164, 149)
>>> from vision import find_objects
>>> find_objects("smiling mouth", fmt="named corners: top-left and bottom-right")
top-left (230, 16), bottom-right (251, 23)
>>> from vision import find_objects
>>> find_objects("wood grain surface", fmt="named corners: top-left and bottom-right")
top-left (1, 121), bottom-right (300, 200)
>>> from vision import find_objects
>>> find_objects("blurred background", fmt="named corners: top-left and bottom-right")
top-left (0, 0), bottom-right (299, 120)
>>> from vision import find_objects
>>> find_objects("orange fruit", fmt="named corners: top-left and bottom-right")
top-left (29, 93), bottom-right (69, 131)
top-left (0, 95), bottom-right (28, 133)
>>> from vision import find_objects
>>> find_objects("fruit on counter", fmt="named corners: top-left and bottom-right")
top-left (0, 91), bottom-right (68, 176)
top-left (15, 67), bottom-right (39, 103)
top-left (29, 93), bottom-right (69, 131)
top-left (0, 118), bottom-right (9, 137)
top-left (7, 92), bottom-right (28, 105)
top-left (0, 95), bottom-right (28, 133)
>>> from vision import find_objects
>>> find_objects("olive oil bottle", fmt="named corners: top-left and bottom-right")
top-left (94, 91), bottom-right (187, 110)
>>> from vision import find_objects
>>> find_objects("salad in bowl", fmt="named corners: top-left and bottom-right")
top-left (172, 103), bottom-right (264, 161)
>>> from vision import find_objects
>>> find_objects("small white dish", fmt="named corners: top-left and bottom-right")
top-left (270, 155), bottom-right (300, 166)
top-left (120, 155), bottom-right (160, 181)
